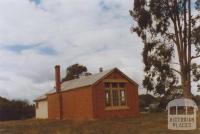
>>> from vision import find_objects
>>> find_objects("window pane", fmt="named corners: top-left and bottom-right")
top-left (105, 83), bottom-right (110, 88)
top-left (112, 90), bottom-right (119, 106)
top-left (187, 107), bottom-right (194, 115)
top-left (170, 106), bottom-right (176, 115)
top-left (120, 90), bottom-right (126, 106)
top-left (105, 90), bottom-right (111, 106)
top-left (119, 83), bottom-right (125, 88)
top-left (112, 83), bottom-right (118, 88)
top-left (177, 106), bottom-right (186, 115)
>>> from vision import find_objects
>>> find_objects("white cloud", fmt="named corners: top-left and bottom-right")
top-left (0, 0), bottom-right (145, 102)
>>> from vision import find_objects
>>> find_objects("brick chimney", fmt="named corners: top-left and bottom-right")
top-left (55, 65), bottom-right (61, 93)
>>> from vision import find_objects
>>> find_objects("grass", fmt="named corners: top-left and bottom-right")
top-left (0, 112), bottom-right (200, 134)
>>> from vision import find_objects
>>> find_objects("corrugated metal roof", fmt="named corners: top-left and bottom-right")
top-left (47, 68), bottom-right (114, 94)
top-left (61, 68), bottom-right (113, 91)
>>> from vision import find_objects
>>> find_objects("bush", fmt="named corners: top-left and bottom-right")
top-left (139, 94), bottom-right (157, 112)
top-left (0, 96), bottom-right (35, 121)
top-left (149, 103), bottom-right (162, 113)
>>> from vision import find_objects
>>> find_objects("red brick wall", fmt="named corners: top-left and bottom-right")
top-left (47, 94), bottom-right (61, 119)
top-left (93, 70), bottom-right (139, 119)
top-left (48, 86), bottom-right (94, 120)
top-left (61, 86), bottom-right (94, 120)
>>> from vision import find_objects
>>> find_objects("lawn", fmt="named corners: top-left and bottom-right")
top-left (0, 112), bottom-right (200, 134)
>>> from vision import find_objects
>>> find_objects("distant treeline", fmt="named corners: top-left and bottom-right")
top-left (0, 96), bottom-right (35, 121)
top-left (139, 94), bottom-right (200, 112)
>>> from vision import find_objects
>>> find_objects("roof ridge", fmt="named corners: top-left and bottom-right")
top-left (61, 68), bottom-right (114, 84)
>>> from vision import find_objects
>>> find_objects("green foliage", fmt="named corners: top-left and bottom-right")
top-left (193, 95), bottom-right (200, 105)
top-left (0, 96), bottom-right (35, 121)
top-left (139, 94), bottom-right (157, 111)
top-left (159, 86), bottom-right (183, 109)
top-left (62, 63), bottom-right (91, 82)
top-left (130, 0), bottom-right (200, 96)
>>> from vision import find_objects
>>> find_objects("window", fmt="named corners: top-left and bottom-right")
top-left (112, 90), bottom-right (119, 106)
top-left (120, 90), bottom-right (126, 106)
top-left (170, 106), bottom-right (176, 115)
top-left (104, 82), bottom-right (127, 108)
top-left (177, 106), bottom-right (186, 115)
top-left (187, 107), bottom-right (194, 115)
top-left (105, 90), bottom-right (111, 106)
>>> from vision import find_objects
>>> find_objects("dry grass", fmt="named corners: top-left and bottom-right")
top-left (0, 112), bottom-right (200, 134)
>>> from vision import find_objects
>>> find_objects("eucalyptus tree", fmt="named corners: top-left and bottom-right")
top-left (130, 0), bottom-right (200, 97)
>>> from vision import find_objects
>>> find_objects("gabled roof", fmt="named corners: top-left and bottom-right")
top-left (62, 68), bottom-right (114, 90)
top-left (47, 68), bottom-right (113, 94)
top-left (40, 68), bottom-right (138, 96)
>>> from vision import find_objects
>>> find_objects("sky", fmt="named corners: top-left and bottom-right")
top-left (0, 0), bottom-right (145, 102)
top-left (1, 0), bottom-right (199, 103)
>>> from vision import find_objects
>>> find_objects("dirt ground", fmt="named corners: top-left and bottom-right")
top-left (0, 112), bottom-right (200, 134)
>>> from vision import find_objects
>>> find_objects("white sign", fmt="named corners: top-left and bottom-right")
top-left (166, 98), bottom-right (198, 130)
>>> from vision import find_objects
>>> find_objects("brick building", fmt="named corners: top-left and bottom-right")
top-left (34, 65), bottom-right (139, 120)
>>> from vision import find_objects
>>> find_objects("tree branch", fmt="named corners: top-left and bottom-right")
top-left (171, 68), bottom-right (181, 75)
top-left (165, 32), bottom-right (176, 42)
top-left (191, 65), bottom-right (200, 70)
top-left (191, 55), bottom-right (200, 59)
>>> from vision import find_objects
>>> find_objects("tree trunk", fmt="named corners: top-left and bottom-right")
top-left (183, 81), bottom-right (191, 98)
top-left (181, 0), bottom-right (192, 98)
top-left (182, 67), bottom-right (192, 98)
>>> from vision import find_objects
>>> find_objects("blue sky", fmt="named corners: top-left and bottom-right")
top-left (2, 44), bottom-right (57, 55)
top-left (31, 0), bottom-right (41, 5)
